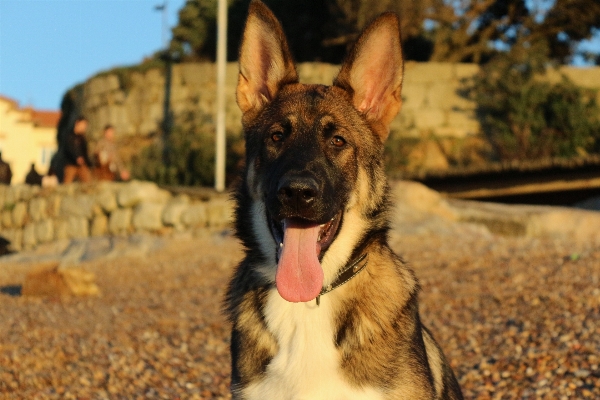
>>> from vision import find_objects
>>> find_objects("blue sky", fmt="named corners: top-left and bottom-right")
top-left (0, 0), bottom-right (185, 110)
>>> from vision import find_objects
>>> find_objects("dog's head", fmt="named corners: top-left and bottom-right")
top-left (237, 0), bottom-right (404, 303)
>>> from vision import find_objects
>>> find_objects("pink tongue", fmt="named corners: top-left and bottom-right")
top-left (275, 219), bottom-right (324, 302)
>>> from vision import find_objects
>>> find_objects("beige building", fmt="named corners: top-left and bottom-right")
top-left (0, 95), bottom-right (60, 183)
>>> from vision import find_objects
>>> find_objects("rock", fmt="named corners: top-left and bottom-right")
top-left (11, 201), bottom-right (28, 227)
top-left (29, 197), bottom-right (47, 222)
top-left (91, 214), bottom-right (108, 237)
top-left (46, 194), bottom-right (62, 217)
top-left (405, 139), bottom-right (450, 172)
top-left (66, 216), bottom-right (89, 239)
top-left (117, 181), bottom-right (170, 208)
top-left (54, 182), bottom-right (77, 196)
top-left (95, 188), bottom-right (118, 213)
top-left (0, 185), bottom-right (6, 204)
top-left (162, 196), bottom-right (190, 228)
top-left (78, 236), bottom-right (112, 261)
top-left (181, 203), bottom-right (207, 228)
top-left (446, 200), bottom-right (531, 236)
top-left (132, 202), bottom-right (165, 231)
top-left (206, 197), bottom-right (233, 227)
top-left (392, 181), bottom-right (458, 221)
top-left (21, 263), bottom-right (100, 297)
top-left (35, 219), bottom-right (54, 243)
top-left (444, 199), bottom-right (600, 240)
top-left (19, 184), bottom-right (39, 202)
top-left (414, 109), bottom-right (446, 130)
top-left (54, 218), bottom-right (69, 241)
top-left (60, 195), bottom-right (95, 219)
top-left (2, 210), bottom-right (12, 228)
top-left (4, 185), bottom-right (22, 204)
top-left (109, 208), bottom-right (132, 234)
top-left (22, 223), bottom-right (37, 249)
top-left (526, 208), bottom-right (600, 242)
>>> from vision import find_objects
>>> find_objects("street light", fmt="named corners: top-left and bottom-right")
top-left (154, 2), bottom-right (169, 49)
top-left (155, 2), bottom-right (174, 169)
top-left (215, 0), bottom-right (228, 192)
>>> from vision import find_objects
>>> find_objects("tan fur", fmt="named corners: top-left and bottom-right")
top-left (237, 2), bottom-right (297, 117)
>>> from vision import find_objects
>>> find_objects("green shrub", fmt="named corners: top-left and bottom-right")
top-left (472, 45), bottom-right (600, 161)
top-left (131, 110), bottom-right (244, 187)
top-left (384, 132), bottom-right (420, 178)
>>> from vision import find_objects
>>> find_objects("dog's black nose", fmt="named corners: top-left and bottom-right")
top-left (277, 176), bottom-right (319, 211)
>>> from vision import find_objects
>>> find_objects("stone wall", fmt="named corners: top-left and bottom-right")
top-left (0, 182), bottom-right (233, 252)
top-left (3, 179), bottom-right (599, 253)
top-left (81, 62), bottom-right (600, 145)
top-left (79, 62), bottom-right (600, 143)
top-left (79, 62), bottom-right (477, 142)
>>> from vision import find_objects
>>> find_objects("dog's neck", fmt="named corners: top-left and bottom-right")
top-left (316, 252), bottom-right (368, 306)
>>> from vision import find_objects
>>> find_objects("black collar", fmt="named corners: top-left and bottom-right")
top-left (316, 253), bottom-right (368, 306)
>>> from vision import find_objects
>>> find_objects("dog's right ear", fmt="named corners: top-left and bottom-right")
top-left (237, 1), bottom-right (298, 116)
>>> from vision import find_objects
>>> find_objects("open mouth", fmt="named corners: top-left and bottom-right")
top-left (268, 211), bottom-right (343, 303)
top-left (269, 211), bottom-right (343, 260)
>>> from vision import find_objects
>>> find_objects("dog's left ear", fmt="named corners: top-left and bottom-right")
top-left (237, 1), bottom-right (298, 116)
top-left (334, 13), bottom-right (404, 141)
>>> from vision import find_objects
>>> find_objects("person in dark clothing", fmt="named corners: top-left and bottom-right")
top-left (0, 152), bottom-right (12, 185)
top-left (25, 163), bottom-right (43, 186)
top-left (63, 116), bottom-right (92, 183)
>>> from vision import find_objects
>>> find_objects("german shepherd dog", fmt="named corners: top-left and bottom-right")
top-left (225, 1), bottom-right (463, 399)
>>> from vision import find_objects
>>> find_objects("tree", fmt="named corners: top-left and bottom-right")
top-left (426, 0), bottom-right (600, 64)
top-left (321, 0), bottom-right (433, 60)
top-left (169, 0), bottom-right (600, 64)
top-left (170, 0), bottom-right (219, 61)
top-left (170, 0), bottom-right (435, 63)
top-left (534, 0), bottom-right (600, 64)
top-left (428, 0), bottom-right (600, 161)
top-left (427, 0), bottom-right (529, 63)
top-left (472, 38), bottom-right (600, 161)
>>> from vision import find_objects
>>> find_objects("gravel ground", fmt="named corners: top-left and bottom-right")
top-left (0, 215), bottom-right (599, 399)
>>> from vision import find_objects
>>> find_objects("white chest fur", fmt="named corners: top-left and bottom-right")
top-left (243, 290), bottom-right (384, 400)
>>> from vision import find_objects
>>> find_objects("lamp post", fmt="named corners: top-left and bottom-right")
top-left (154, 2), bottom-right (169, 49)
top-left (215, 0), bottom-right (228, 192)
top-left (155, 2), bottom-right (173, 169)
top-left (160, 51), bottom-right (174, 166)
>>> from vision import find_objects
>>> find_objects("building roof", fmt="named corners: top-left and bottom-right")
top-left (0, 95), bottom-right (19, 110)
top-left (28, 109), bottom-right (61, 128)
top-left (0, 95), bottom-right (60, 128)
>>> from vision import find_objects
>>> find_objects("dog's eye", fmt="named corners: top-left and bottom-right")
top-left (271, 132), bottom-right (284, 142)
top-left (331, 136), bottom-right (346, 147)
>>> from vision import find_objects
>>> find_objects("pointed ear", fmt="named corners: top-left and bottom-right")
top-left (237, 1), bottom-right (298, 116)
top-left (333, 13), bottom-right (404, 140)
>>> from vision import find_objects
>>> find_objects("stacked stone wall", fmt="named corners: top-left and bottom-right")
top-left (80, 62), bottom-right (600, 144)
top-left (0, 182), bottom-right (233, 251)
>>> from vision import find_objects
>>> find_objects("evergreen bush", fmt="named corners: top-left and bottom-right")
top-left (472, 43), bottom-right (600, 161)
top-left (130, 110), bottom-right (244, 187)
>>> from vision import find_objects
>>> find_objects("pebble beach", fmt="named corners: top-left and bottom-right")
top-left (0, 206), bottom-right (599, 399)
